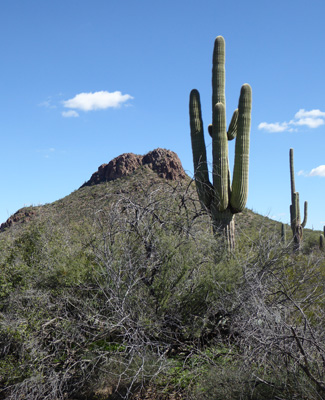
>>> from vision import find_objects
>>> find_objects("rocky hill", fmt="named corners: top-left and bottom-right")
top-left (1, 148), bottom-right (187, 232)
top-left (80, 148), bottom-right (186, 188)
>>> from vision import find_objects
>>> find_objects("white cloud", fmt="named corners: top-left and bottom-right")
top-left (295, 109), bottom-right (325, 118)
top-left (259, 108), bottom-right (325, 133)
top-left (307, 165), bottom-right (325, 177)
top-left (298, 165), bottom-right (325, 177)
top-left (258, 122), bottom-right (288, 133)
top-left (63, 91), bottom-right (133, 112)
top-left (62, 110), bottom-right (79, 118)
top-left (294, 117), bottom-right (324, 128)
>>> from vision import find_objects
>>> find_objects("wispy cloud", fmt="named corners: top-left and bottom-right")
top-left (36, 147), bottom-right (56, 159)
top-left (258, 109), bottom-right (325, 133)
top-left (62, 110), bottom-right (79, 118)
top-left (38, 97), bottom-right (57, 109)
top-left (298, 165), bottom-right (325, 177)
top-left (62, 91), bottom-right (133, 112)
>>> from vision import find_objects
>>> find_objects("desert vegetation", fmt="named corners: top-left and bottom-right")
top-left (0, 166), bottom-right (324, 400)
top-left (189, 35), bottom-right (252, 250)
top-left (289, 148), bottom-right (308, 250)
top-left (0, 37), bottom-right (324, 400)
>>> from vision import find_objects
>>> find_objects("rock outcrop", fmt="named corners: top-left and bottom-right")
top-left (81, 148), bottom-right (186, 188)
top-left (0, 208), bottom-right (37, 231)
top-left (0, 149), bottom-right (186, 231)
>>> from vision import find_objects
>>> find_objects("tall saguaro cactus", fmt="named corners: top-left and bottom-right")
top-left (189, 36), bottom-right (252, 250)
top-left (289, 148), bottom-right (307, 250)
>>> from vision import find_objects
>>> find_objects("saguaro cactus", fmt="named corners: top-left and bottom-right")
top-left (289, 148), bottom-right (307, 250)
top-left (319, 226), bottom-right (325, 250)
top-left (319, 233), bottom-right (324, 250)
top-left (189, 36), bottom-right (252, 250)
top-left (281, 223), bottom-right (286, 244)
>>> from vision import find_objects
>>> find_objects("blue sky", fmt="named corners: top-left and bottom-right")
top-left (1, 0), bottom-right (325, 231)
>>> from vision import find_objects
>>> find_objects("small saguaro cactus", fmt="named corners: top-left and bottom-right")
top-left (320, 226), bottom-right (325, 250)
top-left (189, 36), bottom-right (252, 250)
top-left (289, 148), bottom-right (307, 250)
top-left (281, 223), bottom-right (286, 244)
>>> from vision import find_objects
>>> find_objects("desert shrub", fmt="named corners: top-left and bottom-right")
top-left (0, 179), bottom-right (324, 399)
top-left (228, 235), bottom-right (325, 400)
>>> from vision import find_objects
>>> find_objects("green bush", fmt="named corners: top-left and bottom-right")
top-left (0, 175), bottom-right (323, 399)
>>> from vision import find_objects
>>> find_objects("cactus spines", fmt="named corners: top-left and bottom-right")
top-left (227, 109), bottom-right (239, 140)
top-left (189, 89), bottom-right (213, 209)
top-left (212, 102), bottom-right (229, 211)
top-left (212, 36), bottom-right (226, 110)
top-left (230, 84), bottom-right (251, 212)
top-left (189, 36), bottom-right (252, 250)
top-left (289, 148), bottom-right (308, 250)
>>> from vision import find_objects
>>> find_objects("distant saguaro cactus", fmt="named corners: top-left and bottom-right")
top-left (281, 223), bottom-right (286, 244)
top-left (320, 234), bottom-right (324, 250)
top-left (189, 36), bottom-right (252, 250)
top-left (289, 148), bottom-right (307, 250)
top-left (320, 226), bottom-right (325, 250)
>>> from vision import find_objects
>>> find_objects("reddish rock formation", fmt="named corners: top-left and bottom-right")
top-left (0, 149), bottom-right (186, 231)
top-left (0, 208), bottom-right (36, 231)
top-left (81, 148), bottom-right (186, 188)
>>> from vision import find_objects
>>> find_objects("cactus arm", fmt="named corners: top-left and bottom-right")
top-left (289, 148), bottom-right (295, 203)
top-left (227, 109), bottom-right (238, 140)
top-left (189, 89), bottom-right (212, 208)
top-left (208, 124), bottom-right (213, 137)
top-left (301, 201), bottom-right (308, 228)
top-left (230, 84), bottom-right (252, 212)
top-left (212, 36), bottom-right (226, 113)
top-left (212, 102), bottom-right (229, 211)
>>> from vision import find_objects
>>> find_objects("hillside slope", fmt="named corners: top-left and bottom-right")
top-left (0, 149), bottom-right (323, 400)
top-left (0, 148), bottom-right (295, 245)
